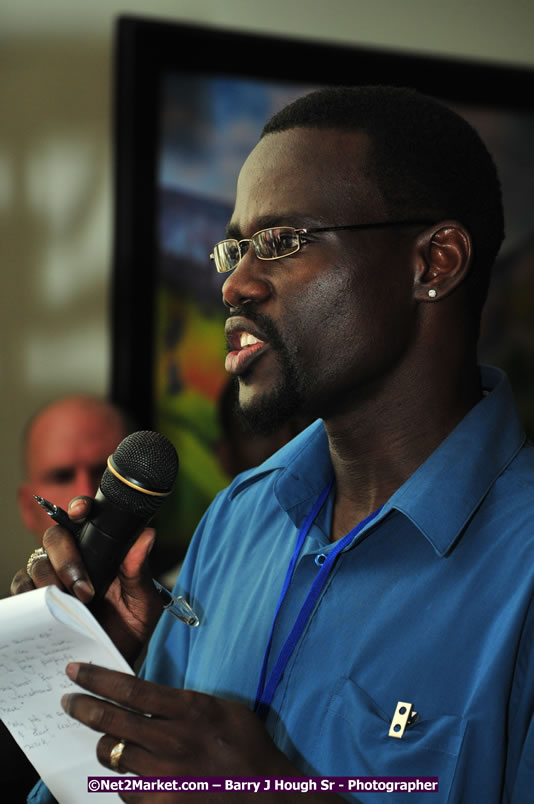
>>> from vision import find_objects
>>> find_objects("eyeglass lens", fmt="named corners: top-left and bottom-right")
top-left (216, 240), bottom-right (240, 271)
top-left (213, 228), bottom-right (301, 272)
top-left (256, 228), bottom-right (300, 258)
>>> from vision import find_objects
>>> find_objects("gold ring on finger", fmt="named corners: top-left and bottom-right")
top-left (110, 739), bottom-right (127, 772)
top-left (26, 547), bottom-right (48, 578)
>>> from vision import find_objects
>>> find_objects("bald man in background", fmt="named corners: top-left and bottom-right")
top-left (17, 394), bottom-right (131, 542)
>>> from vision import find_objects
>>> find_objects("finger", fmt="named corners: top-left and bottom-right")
top-left (61, 691), bottom-right (144, 738)
top-left (113, 529), bottom-right (160, 618)
top-left (61, 689), bottom-right (183, 766)
top-left (10, 567), bottom-right (35, 595)
top-left (62, 685), bottom-right (187, 767)
top-left (118, 528), bottom-right (157, 584)
top-left (66, 663), bottom-right (176, 717)
top-left (97, 735), bottom-right (179, 778)
top-left (67, 495), bottom-right (93, 523)
top-left (41, 525), bottom-right (95, 603)
top-left (29, 548), bottom-right (67, 590)
top-left (100, 529), bottom-right (160, 625)
top-left (66, 663), bottom-right (203, 721)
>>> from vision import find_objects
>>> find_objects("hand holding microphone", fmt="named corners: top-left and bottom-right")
top-left (12, 430), bottom-right (195, 660)
top-left (71, 429), bottom-right (179, 599)
top-left (33, 496), bottom-right (198, 626)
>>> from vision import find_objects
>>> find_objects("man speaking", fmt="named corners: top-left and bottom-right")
top-left (14, 86), bottom-right (534, 803)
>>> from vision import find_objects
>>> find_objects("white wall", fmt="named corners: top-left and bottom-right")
top-left (1, 0), bottom-right (533, 594)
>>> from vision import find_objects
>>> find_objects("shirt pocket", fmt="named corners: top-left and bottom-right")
top-left (313, 676), bottom-right (467, 803)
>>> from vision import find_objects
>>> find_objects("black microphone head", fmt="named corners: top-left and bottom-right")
top-left (100, 430), bottom-right (179, 517)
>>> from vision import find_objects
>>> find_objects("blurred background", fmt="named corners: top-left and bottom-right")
top-left (1, 0), bottom-right (534, 595)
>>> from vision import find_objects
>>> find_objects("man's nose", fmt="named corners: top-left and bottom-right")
top-left (222, 251), bottom-right (271, 309)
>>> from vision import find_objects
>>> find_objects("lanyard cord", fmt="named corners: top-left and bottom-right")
top-left (254, 479), bottom-right (382, 719)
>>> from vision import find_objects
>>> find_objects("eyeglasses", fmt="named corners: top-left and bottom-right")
top-left (209, 220), bottom-right (435, 273)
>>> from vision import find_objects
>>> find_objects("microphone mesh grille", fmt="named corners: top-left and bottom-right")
top-left (100, 430), bottom-right (179, 517)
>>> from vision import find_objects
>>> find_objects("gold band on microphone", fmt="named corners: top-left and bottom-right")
top-left (106, 457), bottom-right (172, 497)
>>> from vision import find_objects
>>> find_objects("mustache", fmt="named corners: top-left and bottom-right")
top-left (225, 305), bottom-right (286, 353)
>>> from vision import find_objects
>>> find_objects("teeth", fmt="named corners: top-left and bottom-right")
top-left (240, 332), bottom-right (260, 348)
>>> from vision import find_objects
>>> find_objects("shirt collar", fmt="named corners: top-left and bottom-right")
top-left (229, 366), bottom-right (526, 556)
top-left (385, 365), bottom-right (526, 555)
top-left (228, 419), bottom-right (330, 521)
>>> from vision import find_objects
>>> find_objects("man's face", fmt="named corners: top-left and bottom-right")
top-left (222, 128), bottom-right (420, 432)
top-left (18, 400), bottom-right (127, 540)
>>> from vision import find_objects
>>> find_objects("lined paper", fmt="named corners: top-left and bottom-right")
top-left (0, 586), bottom-right (134, 802)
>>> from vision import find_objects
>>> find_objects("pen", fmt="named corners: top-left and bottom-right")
top-left (33, 494), bottom-right (199, 627)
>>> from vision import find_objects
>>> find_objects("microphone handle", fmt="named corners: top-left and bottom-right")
top-left (77, 488), bottom-right (150, 601)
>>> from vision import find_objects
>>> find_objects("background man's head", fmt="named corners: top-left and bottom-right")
top-left (17, 394), bottom-right (132, 541)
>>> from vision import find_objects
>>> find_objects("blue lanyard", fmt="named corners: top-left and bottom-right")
top-left (254, 479), bottom-right (382, 719)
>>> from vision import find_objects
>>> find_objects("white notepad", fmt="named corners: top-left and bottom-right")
top-left (0, 585), bottom-right (135, 802)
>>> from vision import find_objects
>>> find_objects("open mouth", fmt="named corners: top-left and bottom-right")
top-left (225, 319), bottom-right (270, 376)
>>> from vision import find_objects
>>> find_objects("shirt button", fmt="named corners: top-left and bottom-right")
top-left (315, 553), bottom-right (326, 567)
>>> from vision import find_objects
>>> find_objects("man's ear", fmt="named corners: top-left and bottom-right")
top-left (413, 221), bottom-right (473, 302)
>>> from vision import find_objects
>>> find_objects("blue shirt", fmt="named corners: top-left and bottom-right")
top-left (29, 367), bottom-right (534, 802)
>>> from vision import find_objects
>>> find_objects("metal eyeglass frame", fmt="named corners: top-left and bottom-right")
top-left (209, 219), bottom-right (435, 273)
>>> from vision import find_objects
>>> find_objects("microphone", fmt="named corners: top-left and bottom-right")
top-left (76, 430), bottom-right (179, 600)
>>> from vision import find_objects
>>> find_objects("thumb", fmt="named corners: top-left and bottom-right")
top-left (119, 527), bottom-right (157, 585)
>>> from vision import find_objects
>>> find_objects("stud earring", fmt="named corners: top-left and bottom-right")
top-left (428, 289), bottom-right (437, 298)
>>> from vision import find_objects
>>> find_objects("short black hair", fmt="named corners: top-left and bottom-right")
top-left (262, 85), bottom-right (505, 320)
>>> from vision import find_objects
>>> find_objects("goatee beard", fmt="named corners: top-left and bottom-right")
top-left (225, 307), bottom-right (305, 436)
top-left (236, 375), bottom-right (304, 436)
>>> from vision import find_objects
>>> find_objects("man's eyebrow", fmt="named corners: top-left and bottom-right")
top-left (225, 214), bottom-right (321, 240)
top-left (225, 221), bottom-right (242, 240)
